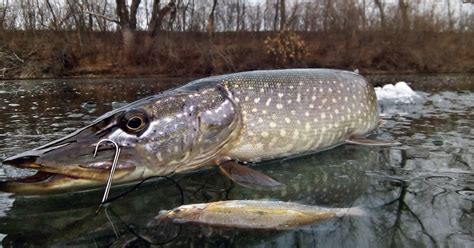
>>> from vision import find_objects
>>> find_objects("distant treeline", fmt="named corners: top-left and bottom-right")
top-left (0, 0), bottom-right (472, 78)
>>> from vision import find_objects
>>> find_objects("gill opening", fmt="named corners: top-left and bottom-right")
top-left (184, 84), bottom-right (243, 168)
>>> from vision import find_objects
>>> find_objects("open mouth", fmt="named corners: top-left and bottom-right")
top-left (0, 170), bottom-right (107, 194)
top-left (13, 170), bottom-right (63, 183)
top-left (0, 158), bottom-right (137, 195)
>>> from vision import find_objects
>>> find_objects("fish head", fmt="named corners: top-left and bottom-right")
top-left (155, 203), bottom-right (208, 224)
top-left (1, 85), bottom-right (241, 194)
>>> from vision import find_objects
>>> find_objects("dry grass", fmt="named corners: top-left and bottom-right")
top-left (0, 30), bottom-right (472, 79)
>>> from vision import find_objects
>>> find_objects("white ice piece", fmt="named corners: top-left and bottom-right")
top-left (375, 82), bottom-right (424, 104)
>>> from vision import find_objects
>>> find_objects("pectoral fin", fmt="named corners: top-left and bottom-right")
top-left (346, 137), bottom-right (401, 146)
top-left (217, 159), bottom-right (283, 188)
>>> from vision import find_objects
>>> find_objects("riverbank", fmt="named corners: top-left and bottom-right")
top-left (1, 30), bottom-right (472, 79)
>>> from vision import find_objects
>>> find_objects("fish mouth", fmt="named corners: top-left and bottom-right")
top-left (1, 140), bottom-right (138, 194)
top-left (1, 153), bottom-right (137, 194)
top-left (0, 171), bottom-right (108, 194)
top-left (2, 150), bottom-right (136, 180)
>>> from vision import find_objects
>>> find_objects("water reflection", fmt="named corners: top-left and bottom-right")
top-left (0, 146), bottom-right (377, 247)
top-left (0, 75), bottom-right (473, 247)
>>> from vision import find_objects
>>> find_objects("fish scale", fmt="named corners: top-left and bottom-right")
top-left (189, 69), bottom-right (379, 162)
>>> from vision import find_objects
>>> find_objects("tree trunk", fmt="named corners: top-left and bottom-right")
top-left (207, 0), bottom-right (218, 37)
top-left (361, 0), bottom-right (366, 31)
top-left (374, 0), bottom-right (385, 29)
top-left (149, 0), bottom-right (175, 37)
top-left (121, 25), bottom-right (135, 62)
top-left (181, 1), bottom-right (188, 31)
top-left (446, 0), bottom-right (454, 30)
top-left (115, 0), bottom-right (141, 64)
top-left (398, 0), bottom-right (409, 31)
top-left (323, 0), bottom-right (331, 31)
top-left (273, 0), bottom-right (279, 31)
top-left (129, 0), bottom-right (141, 30)
top-left (143, 0), bottom-right (176, 60)
top-left (279, 0), bottom-right (286, 31)
top-left (0, 1), bottom-right (8, 31)
top-left (45, 0), bottom-right (58, 30)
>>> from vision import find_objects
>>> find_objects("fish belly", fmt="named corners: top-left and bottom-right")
top-left (220, 69), bottom-right (378, 161)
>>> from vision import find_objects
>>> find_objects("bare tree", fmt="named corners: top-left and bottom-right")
top-left (249, 2), bottom-right (262, 32)
top-left (207, 0), bottom-right (217, 36)
top-left (45, 0), bottom-right (58, 30)
top-left (446, 0), bottom-right (454, 30)
top-left (0, 0), bottom-right (9, 31)
top-left (323, 0), bottom-right (333, 31)
top-left (182, 0), bottom-right (190, 31)
top-left (279, 0), bottom-right (285, 30)
top-left (115, 0), bottom-right (141, 62)
top-left (360, 0), bottom-right (366, 30)
top-left (273, 0), bottom-right (279, 31)
top-left (398, 0), bottom-right (409, 31)
top-left (374, 0), bottom-right (386, 29)
top-left (148, 0), bottom-right (176, 37)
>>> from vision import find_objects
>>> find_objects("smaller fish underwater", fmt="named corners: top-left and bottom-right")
top-left (156, 200), bottom-right (365, 230)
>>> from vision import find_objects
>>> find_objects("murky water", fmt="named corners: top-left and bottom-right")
top-left (0, 75), bottom-right (472, 247)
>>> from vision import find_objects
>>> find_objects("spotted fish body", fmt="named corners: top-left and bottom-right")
top-left (1, 69), bottom-right (380, 194)
top-left (187, 69), bottom-right (378, 162)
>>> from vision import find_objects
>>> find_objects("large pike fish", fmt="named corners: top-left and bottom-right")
top-left (1, 69), bottom-right (394, 194)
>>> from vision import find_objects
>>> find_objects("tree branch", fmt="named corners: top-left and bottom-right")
top-left (82, 10), bottom-right (119, 24)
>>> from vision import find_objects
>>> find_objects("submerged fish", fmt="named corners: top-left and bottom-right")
top-left (1, 69), bottom-right (395, 194)
top-left (156, 200), bottom-right (364, 230)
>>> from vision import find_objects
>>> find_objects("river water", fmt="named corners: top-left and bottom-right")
top-left (0, 74), bottom-right (472, 247)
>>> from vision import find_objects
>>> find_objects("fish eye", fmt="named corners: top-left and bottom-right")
top-left (127, 116), bottom-right (145, 130)
top-left (120, 110), bottom-right (149, 134)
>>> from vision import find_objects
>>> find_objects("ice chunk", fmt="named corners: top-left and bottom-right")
top-left (375, 82), bottom-right (426, 116)
top-left (375, 82), bottom-right (425, 104)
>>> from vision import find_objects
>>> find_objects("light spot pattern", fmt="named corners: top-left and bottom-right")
top-left (205, 69), bottom-right (379, 161)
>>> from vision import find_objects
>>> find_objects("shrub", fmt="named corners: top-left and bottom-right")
top-left (264, 31), bottom-right (308, 65)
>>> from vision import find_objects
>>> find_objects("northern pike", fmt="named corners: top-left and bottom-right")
top-left (156, 200), bottom-right (364, 229)
top-left (1, 69), bottom-right (395, 194)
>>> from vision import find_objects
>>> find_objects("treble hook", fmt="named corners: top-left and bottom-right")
top-left (93, 138), bottom-right (121, 206)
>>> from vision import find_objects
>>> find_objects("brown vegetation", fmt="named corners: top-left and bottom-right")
top-left (0, 0), bottom-right (472, 79)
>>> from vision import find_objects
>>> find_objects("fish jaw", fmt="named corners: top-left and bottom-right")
top-left (0, 172), bottom-right (105, 194)
top-left (0, 144), bottom-right (143, 194)
top-left (2, 147), bottom-right (137, 181)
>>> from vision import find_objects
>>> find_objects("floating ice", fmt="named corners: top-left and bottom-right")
top-left (375, 82), bottom-right (424, 104)
top-left (375, 82), bottom-right (426, 116)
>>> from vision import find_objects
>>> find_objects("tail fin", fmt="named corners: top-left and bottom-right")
top-left (335, 206), bottom-right (366, 217)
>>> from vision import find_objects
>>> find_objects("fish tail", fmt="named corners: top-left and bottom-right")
top-left (335, 206), bottom-right (366, 217)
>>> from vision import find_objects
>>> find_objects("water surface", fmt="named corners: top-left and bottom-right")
top-left (0, 75), bottom-right (472, 247)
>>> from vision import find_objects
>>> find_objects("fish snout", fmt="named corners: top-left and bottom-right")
top-left (2, 141), bottom-right (137, 182)
top-left (2, 152), bottom-right (42, 169)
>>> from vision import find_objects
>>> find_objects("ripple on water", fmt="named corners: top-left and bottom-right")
top-left (425, 175), bottom-right (454, 182)
top-left (455, 189), bottom-right (474, 201)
